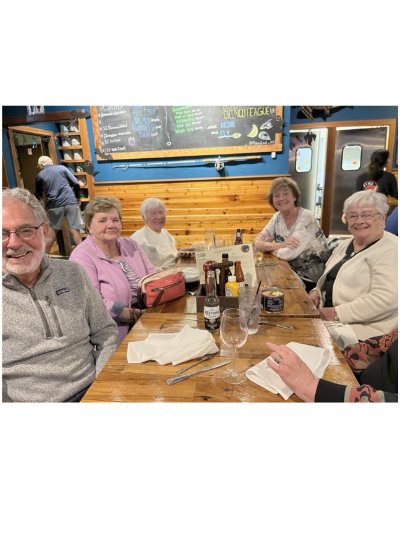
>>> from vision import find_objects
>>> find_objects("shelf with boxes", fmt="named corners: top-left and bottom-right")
top-left (55, 116), bottom-right (95, 211)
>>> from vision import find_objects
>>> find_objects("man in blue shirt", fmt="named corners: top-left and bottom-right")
top-left (35, 156), bottom-right (82, 253)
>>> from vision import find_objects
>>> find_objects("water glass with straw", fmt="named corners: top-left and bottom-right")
top-left (239, 281), bottom-right (262, 335)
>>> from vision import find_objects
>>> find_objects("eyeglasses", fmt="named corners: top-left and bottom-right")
top-left (345, 212), bottom-right (380, 223)
top-left (2, 223), bottom-right (44, 243)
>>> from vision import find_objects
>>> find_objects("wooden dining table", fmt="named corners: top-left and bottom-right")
top-left (148, 254), bottom-right (320, 317)
top-left (81, 251), bottom-right (358, 402)
top-left (82, 313), bottom-right (358, 403)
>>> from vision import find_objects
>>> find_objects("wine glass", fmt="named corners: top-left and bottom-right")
top-left (220, 308), bottom-right (248, 385)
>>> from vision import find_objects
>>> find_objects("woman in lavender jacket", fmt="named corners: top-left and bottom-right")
top-left (70, 196), bottom-right (156, 342)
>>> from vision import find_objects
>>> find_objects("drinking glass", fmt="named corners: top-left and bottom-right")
top-left (220, 308), bottom-right (248, 385)
top-left (204, 228), bottom-right (216, 249)
top-left (254, 245), bottom-right (264, 265)
top-left (239, 286), bottom-right (261, 335)
top-left (255, 250), bottom-right (264, 265)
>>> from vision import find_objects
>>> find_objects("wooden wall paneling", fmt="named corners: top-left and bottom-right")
top-left (94, 176), bottom-right (285, 248)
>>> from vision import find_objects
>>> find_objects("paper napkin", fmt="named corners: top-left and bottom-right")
top-left (127, 325), bottom-right (219, 365)
top-left (246, 342), bottom-right (331, 400)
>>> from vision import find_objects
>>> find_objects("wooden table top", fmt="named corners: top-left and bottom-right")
top-left (149, 254), bottom-right (319, 317)
top-left (82, 313), bottom-right (357, 403)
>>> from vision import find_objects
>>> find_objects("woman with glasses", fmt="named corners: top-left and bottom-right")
top-left (309, 190), bottom-right (398, 371)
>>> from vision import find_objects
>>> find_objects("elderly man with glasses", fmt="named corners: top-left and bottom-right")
top-left (2, 187), bottom-right (119, 402)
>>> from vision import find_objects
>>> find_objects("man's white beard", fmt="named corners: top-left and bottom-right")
top-left (2, 240), bottom-right (45, 277)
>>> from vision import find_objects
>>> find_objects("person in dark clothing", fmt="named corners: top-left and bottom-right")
top-left (35, 155), bottom-right (83, 253)
top-left (265, 339), bottom-right (398, 403)
top-left (356, 149), bottom-right (397, 199)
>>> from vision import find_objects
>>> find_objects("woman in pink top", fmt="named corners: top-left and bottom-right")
top-left (70, 196), bottom-right (156, 342)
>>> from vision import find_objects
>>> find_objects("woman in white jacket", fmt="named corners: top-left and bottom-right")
top-left (131, 198), bottom-right (178, 270)
top-left (309, 190), bottom-right (398, 370)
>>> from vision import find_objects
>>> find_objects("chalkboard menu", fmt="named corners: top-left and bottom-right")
top-left (91, 106), bottom-right (283, 160)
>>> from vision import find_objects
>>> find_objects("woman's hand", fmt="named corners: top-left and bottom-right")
top-left (318, 307), bottom-right (336, 321)
top-left (119, 307), bottom-right (144, 323)
top-left (268, 236), bottom-right (299, 254)
top-left (265, 342), bottom-right (319, 402)
top-left (284, 235), bottom-right (300, 249)
top-left (119, 307), bottom-right (134, 323)
top-left (308, 290), bottom-right (321, 308)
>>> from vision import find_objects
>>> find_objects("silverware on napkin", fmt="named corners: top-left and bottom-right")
top-left (166, 360), bottom-right (231, 385)
top-left (259, 320), bottom-right (294, 330)
top-left (176, 354), bottom-right (213, 374)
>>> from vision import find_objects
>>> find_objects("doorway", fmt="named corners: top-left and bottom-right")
top-left (289, 128), bottom-right (328, 223)
top-left (290, 118), bottom-right (396, 235)
top-left (8, 125), bottom-right (58, 195)
top-left (330, 126), bottom-right (388, 234)
top-left (7, 125), bottom-right (72, 255)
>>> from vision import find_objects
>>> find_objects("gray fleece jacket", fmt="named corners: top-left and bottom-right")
top-left (2, 256), bottom-right (119, 402)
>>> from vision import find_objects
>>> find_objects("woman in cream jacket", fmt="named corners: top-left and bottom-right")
top-left (309, 190), bottom-right (397, 369)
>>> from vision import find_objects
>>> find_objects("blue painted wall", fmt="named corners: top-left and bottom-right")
top-left (3, 105), bottom-right (291, 187)
top-left (3, 105), bottom-right (398, 187)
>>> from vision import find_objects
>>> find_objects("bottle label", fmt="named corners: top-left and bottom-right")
top-left (204, 306), bottom-right (221, 331)
top-left (225, 285), bottom-right (239, 296)
top-left (204, 306), bottom-right (220, 320)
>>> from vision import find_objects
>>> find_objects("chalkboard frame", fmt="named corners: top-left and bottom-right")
top-left (91, 106), bottom-right (283, 160)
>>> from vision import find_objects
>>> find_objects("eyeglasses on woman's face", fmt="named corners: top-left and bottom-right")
top-left (345, 211), bottom-right (380, 223)
top-left (2, 223), bottom-right (44, 243)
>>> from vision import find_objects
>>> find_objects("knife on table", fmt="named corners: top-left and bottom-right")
top-left (176, 353), bottom-right (213, 374)
top-left (166, 360), bottom-right (232, 385)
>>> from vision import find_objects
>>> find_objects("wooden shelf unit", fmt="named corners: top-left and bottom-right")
top-left (55, 117), bottom-right (94, 209)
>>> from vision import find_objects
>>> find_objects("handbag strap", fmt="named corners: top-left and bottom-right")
top-left (152, 288), bottom-right (165, 307)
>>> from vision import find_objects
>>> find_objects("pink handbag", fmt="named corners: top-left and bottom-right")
top-left (137, 269), bottom-right (185, 308)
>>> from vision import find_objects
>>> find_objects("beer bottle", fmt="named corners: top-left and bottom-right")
top-left (234, 260), bottom-right (245, 288)
top-left (234, 228), bottom-right (243, 245)
top-left (204, 271), bottom-right (220, 332)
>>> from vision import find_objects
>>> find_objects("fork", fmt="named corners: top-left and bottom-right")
top-left (259, 320), bottom-right (294, 330)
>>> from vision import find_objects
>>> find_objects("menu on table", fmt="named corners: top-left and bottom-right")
top-left (195, 244), bottom-right (257, 286)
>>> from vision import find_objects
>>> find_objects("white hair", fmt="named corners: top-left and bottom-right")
top-left (3, 187), bottom-right (49, 224)
top-left (343, 190), bottom-right (389, 215)
top-left (37, 156), bottom-right (54, 169)
top-left (140, 198), bottom-right (166, 219)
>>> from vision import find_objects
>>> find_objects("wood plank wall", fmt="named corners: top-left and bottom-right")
top-left (94, 175), bottom-right (288, 249)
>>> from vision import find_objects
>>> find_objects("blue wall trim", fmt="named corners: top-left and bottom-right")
top-left (3, 105), bottom-right (398, 188)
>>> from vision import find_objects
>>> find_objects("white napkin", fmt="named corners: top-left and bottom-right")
top-left (127, 325), bottom-right (219, 365)
top-left (246, 342), bottom-right (331, 400)
top-left (324, 321), bottom-right (359, 350)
